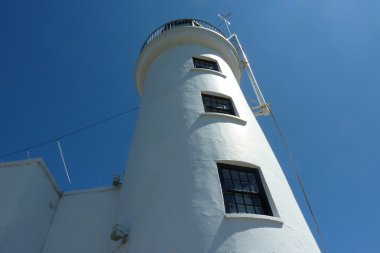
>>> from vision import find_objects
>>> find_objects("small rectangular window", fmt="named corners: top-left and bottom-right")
top-left (193, 58), bottom-right (219, 71)
top-left (202, 94), bottom-right (235, 116)
top-left (217, 163), bottom-right (272, 216)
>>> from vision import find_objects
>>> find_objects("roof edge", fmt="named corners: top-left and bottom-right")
top-left (0, 158), bottom-right (62, 196)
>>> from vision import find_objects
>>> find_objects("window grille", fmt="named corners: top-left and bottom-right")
top-left (193, 58), bottom-right (219, 71)
top-left (202, 94), bottom-right (235, 116)
top-left (218, 163), bottom-right (272, 216)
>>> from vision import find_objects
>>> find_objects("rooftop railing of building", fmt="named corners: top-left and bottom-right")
top-left (140, 19), bottom-right (226, 53)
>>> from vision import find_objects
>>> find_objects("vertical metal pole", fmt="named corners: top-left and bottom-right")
top-left (228, 34), bottom-right (270, 116)
top-left (224, 20), bottom-right (232, 36)
top-left (57, 139), bottom-right (72, 185)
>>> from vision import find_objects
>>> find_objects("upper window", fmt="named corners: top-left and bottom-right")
top-left (193, 57), bottom-right (219, 71)
top-left (217, 163), bottom-right (272, 216)
top-left (202, 94), bottom-right (235, 116)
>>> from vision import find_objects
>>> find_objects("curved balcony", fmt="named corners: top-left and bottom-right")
top-left (140, 19), bottom-right (226, 53)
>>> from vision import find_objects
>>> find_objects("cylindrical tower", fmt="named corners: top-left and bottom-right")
top-left (118, 19), bottom-right (320, 253)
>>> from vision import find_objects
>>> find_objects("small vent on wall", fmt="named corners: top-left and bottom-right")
top-left (110, 224), bottom-right (129, 241)
top-left (112, 175), bottom-right (121, 187)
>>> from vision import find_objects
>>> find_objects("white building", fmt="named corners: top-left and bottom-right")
top-left (0, 19), bottom-right (320, 253)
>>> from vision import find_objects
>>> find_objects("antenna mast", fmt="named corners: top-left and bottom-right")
top-left (218, 14), bottom-right (270, 116)
top-left (218, 13), bottom-right (232, 36)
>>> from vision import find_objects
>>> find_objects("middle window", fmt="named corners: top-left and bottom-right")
top-left (202, 94), bottom-right (235, 116)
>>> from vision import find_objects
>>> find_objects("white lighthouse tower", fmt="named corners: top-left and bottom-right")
top-left (116, 19), bottom-right (321, 253)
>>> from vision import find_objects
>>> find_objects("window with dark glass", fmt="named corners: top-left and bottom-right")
top-left (217, 163), bottom-right (272, 216)
top-left (193, 58), bottom-right (219, 71)
top-left (202, 94), bottom-right (235, 116)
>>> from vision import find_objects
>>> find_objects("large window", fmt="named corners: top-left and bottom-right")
top-left (193, 57), bottom-right (219, 71)
top-left (202, 94), bottom-right (235, 116)
top-left (217, 163), bottom-right (272, 216)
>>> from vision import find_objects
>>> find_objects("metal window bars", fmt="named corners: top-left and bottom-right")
top-left (140, 19), bottom-right (226, 53)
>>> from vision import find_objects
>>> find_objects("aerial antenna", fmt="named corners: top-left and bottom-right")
top-left (217, 14), bottom-right (270, 116)
top-left (218, 13), bottom-right (232, 36)
top-left (56, 139), bottom-right (72, 186)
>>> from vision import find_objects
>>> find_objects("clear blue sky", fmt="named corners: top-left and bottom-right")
top-left (1, 1), bottom-right (379, 252)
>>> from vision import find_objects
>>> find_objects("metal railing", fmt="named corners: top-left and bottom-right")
top-left (140, 19), bottom-right (226, 53)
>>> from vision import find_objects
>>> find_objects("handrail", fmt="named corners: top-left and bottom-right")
top-left (140, 19), bottom-right (225, 53)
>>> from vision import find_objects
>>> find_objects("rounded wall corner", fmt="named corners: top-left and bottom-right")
top-left (135, 26), bottom-right (241, 96)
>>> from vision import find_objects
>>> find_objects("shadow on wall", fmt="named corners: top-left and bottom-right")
top-left (208, 218), bottom-right (284, 252)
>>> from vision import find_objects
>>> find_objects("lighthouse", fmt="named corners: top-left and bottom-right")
top-left (115, 19), bottom-right (321, 252)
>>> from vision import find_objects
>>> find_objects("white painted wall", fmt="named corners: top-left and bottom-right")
top-left (0, 159), bottom-right (60, 253)
top-left (118, 26), bottom-right (321, 253)
top-left (42, 188), bottom-right (120, 253)
top-left (0, 159), bottom-right (121, 253)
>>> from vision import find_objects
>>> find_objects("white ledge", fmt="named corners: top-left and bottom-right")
top-left (200, 112), bottom-right (247, 125)
top-left (191, 68), bottom-right (227, 78)
top-left (225, 213), bottom-right (284, 224)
